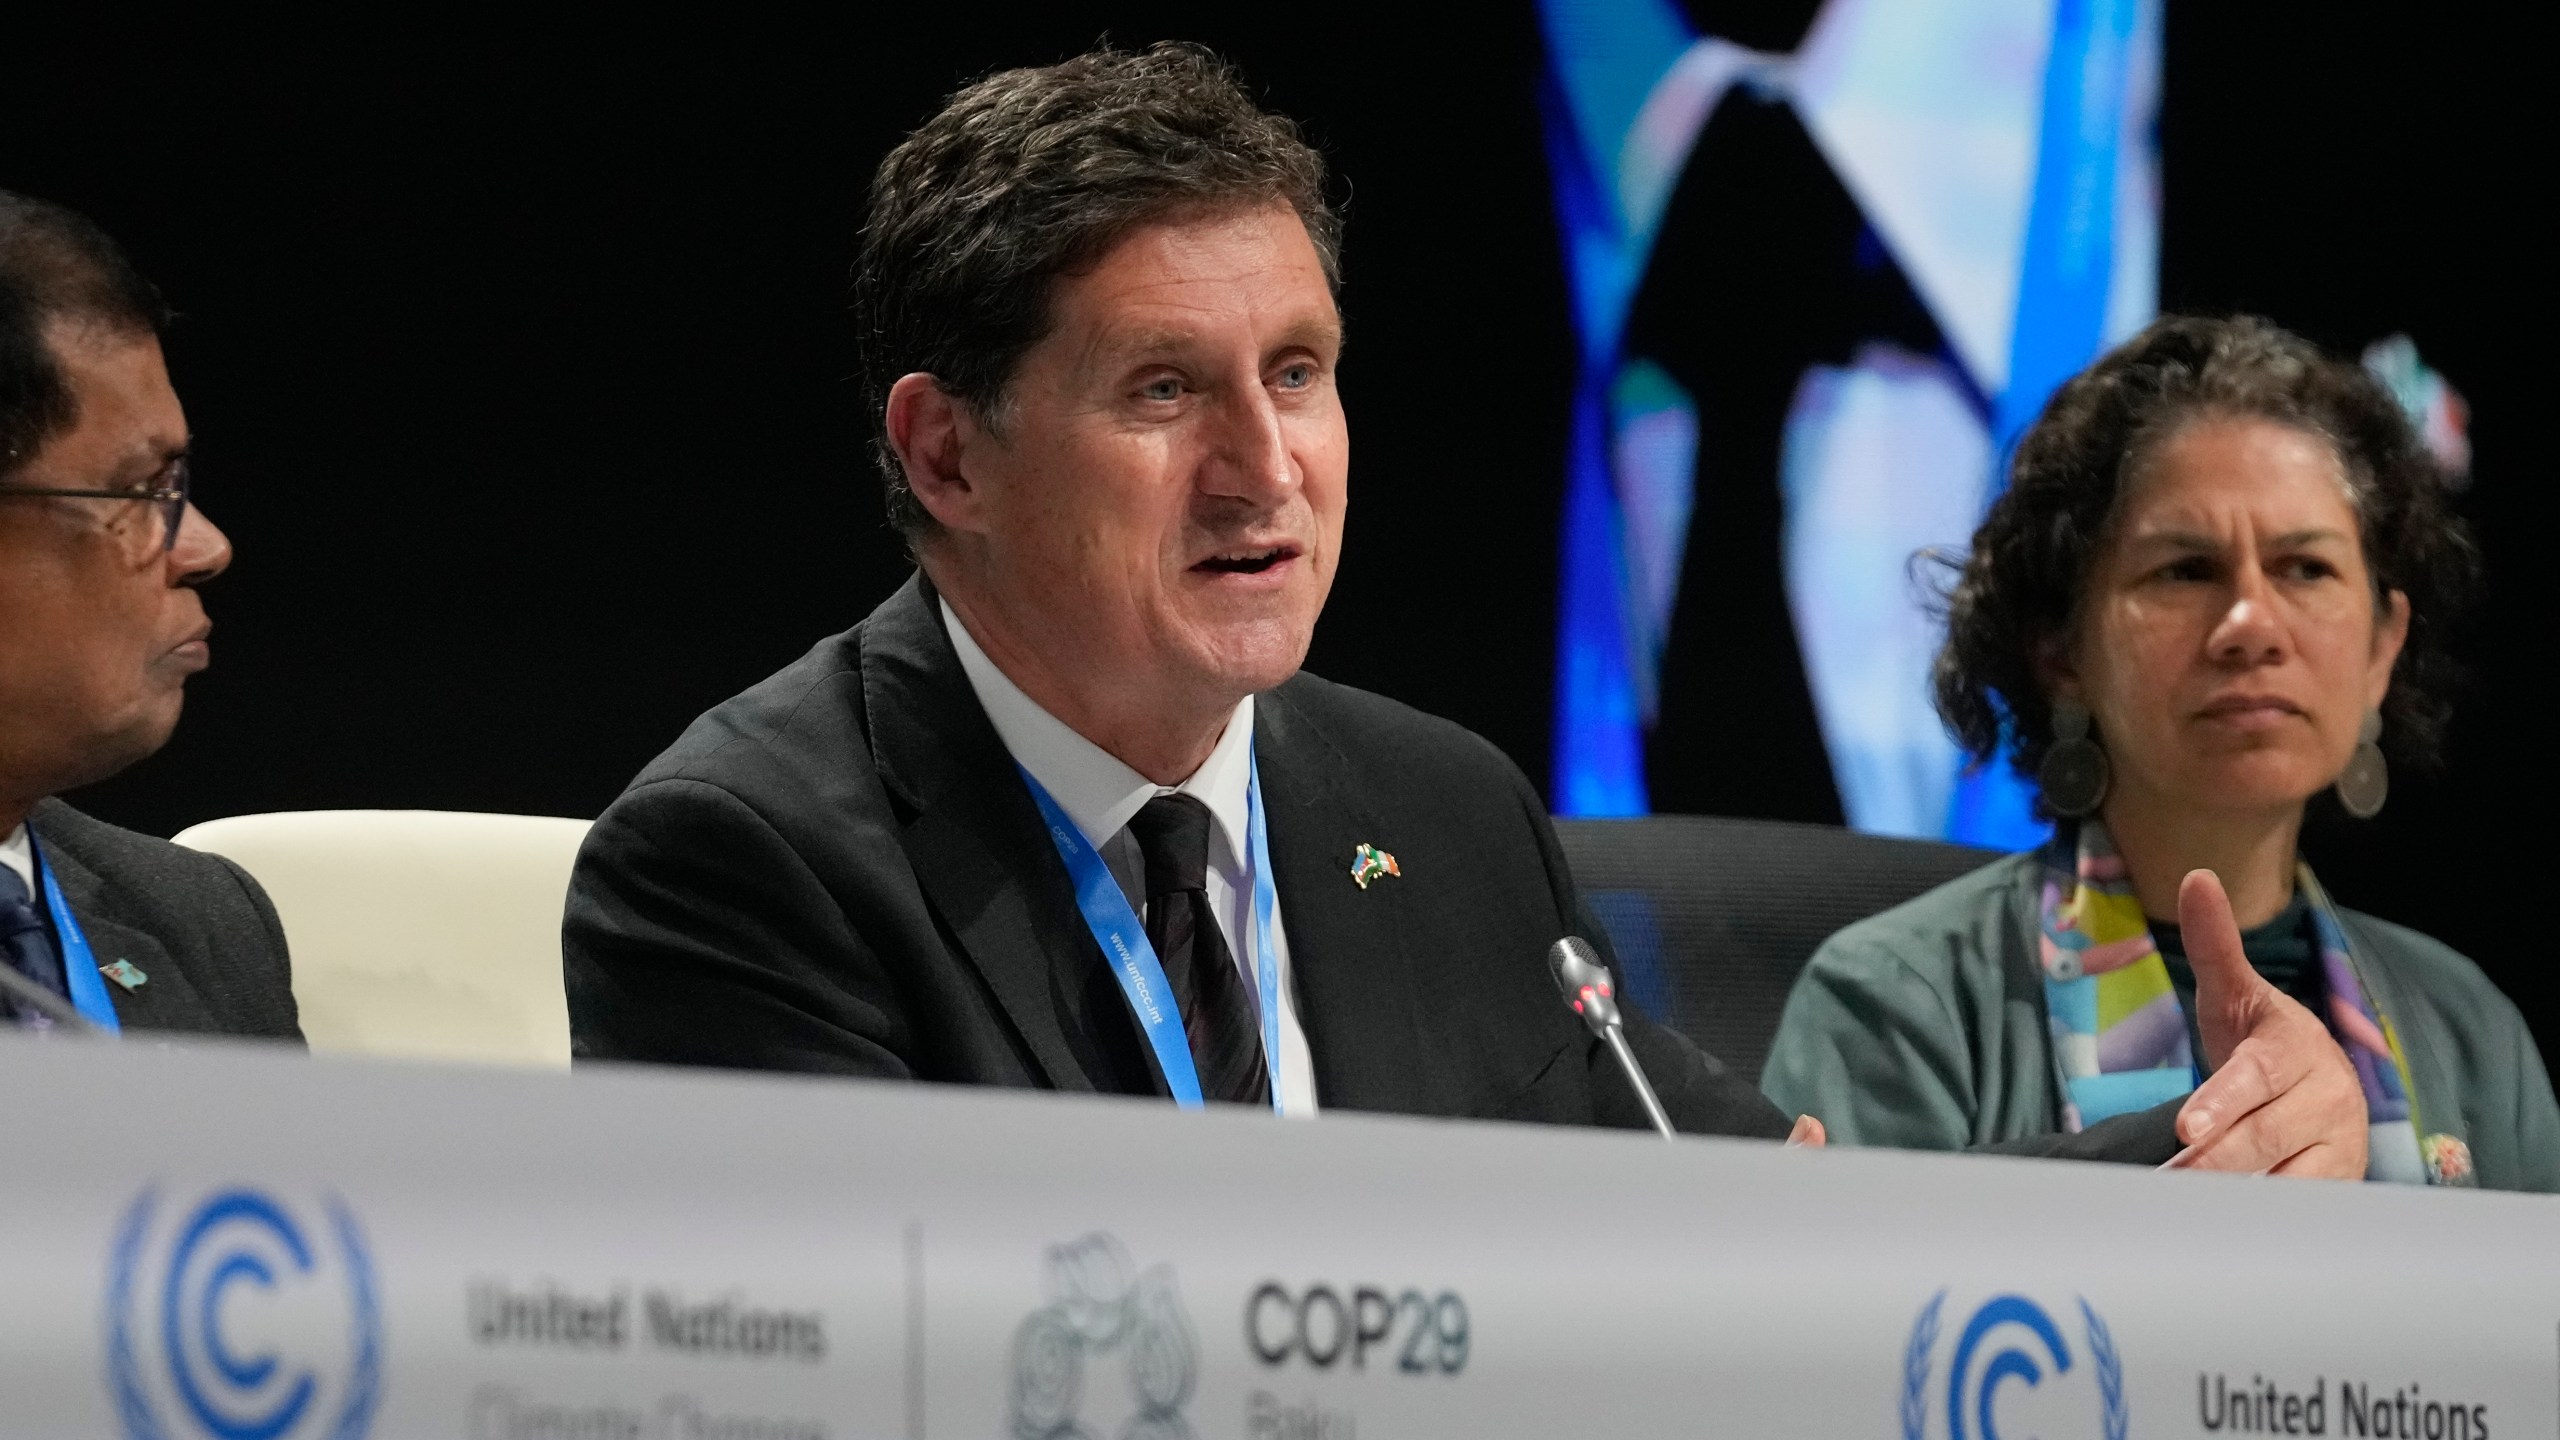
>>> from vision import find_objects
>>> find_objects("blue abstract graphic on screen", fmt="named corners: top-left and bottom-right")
top-left (1537, 0), bottom-right (2161, 847)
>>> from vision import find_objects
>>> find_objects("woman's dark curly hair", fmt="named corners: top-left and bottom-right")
top-left (1934, 314), bottom-right (2479, 805)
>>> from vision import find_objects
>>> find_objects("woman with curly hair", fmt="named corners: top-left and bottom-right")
top-left (1762, 315), bottom-right (2558, 1190)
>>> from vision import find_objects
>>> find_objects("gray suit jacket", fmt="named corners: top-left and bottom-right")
top-left (25, 798), bottom-right (302, 1040)
top-left (564, 574), bottom-right (1792, 1137)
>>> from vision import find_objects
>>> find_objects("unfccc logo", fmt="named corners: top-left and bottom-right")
top-left (104, 1186), bottom-right (384, 1440)
top-left (1900, 1289), bottom-right (2125, 1440)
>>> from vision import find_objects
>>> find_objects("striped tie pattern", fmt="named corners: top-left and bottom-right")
top-left (1127, 794), bottom-right (1269, 1106)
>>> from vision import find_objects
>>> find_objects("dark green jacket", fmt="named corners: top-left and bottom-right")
top-left (1762, 853), bottom-right (2560, 1193)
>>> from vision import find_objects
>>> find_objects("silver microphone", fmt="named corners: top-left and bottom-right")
top-left (1547, 936), bottom-right (1674, 1140)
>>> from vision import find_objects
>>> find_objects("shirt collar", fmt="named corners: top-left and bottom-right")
top-left (941, 598), bottom-right (1252, 873)
top-left (0, 824), bottom-right (32, 899)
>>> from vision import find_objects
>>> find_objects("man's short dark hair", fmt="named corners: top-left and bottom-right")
top-left (852, 42), bottom-right (1342, 542)
top-left (0, 190), bottom-right (171, 481)
top-left (1934, 313), bottom-right (2481, 807)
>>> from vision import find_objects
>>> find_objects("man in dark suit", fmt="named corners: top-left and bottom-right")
top-left (563, 45), bottom-right (1800, 1138)
top-left (0, 190), bottom-right (300, 1040)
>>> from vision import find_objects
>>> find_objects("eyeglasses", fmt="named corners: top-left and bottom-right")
top-left (0, 457), bottom-right (191, 552)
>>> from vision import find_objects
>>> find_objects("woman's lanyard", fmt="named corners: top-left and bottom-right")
top-left (1018, 755), bottom-right (1283, 1110)
top-left (26, 828), bottom-right (125, 1033)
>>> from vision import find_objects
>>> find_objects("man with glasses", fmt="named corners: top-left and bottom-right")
top-left (0, 189), bottom-right (300, 1039)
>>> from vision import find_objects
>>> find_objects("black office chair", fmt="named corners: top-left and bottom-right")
top-left (1556, 816), bottom-right (1997, 1085)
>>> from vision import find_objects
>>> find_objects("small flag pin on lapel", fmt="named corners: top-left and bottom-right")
top-left (1349, 843), bottom-right (1401, 889)
top-left (100, 959), bottom-right (148, 991)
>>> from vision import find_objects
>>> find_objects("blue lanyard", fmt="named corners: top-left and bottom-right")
top-left (26, 829), bottom-right (124, 1033)
top-left (1018, 754), bottom-right (1283, 1110)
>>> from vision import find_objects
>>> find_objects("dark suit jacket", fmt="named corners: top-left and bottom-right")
top-left (565, 575), bottom-right (1791, 1138)
top-left (26, 798), bottom-right (302, 1040)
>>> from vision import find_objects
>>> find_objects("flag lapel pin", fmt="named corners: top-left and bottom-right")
top-left (100, 958), bottom-right (148, 991)
top-left (1349, 843), bottom-right (1401, 890)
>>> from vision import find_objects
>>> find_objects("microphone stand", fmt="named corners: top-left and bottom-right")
top-left (0, 961), bottom-right (105, 1035)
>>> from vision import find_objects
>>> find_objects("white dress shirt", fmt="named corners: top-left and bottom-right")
top-left (0, 824), bottom-right (32, 899)
top-left (941, 599), bottom-right (1319, 1115)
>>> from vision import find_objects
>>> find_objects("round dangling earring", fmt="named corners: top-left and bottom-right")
top-left (2038, 699), bottom-right (2111, 818)
top-left (2336, 709), bottom-right (2388, 819)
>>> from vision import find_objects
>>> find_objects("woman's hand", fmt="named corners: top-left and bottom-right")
top-left (2163, 868), bottom-right (2368, 1178)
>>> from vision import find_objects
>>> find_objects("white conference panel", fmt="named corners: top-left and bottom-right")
top-left (1, 1035), bottom-right (2549, 1440)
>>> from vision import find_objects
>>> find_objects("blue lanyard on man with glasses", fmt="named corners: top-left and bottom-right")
top-left (22, 831), bottom-right (126, 1031)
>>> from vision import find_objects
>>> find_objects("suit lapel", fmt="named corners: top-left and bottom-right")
top-left (861, 574), bottom-right (1114, 1093)
top-left (1255, 684), bottom-right (1445, 1114)
top-left (29, 826), bottom-right (182, 1032)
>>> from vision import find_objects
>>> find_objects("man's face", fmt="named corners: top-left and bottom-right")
top-left (0, 323), bottom-right (228, 803)
top-left (943, 204), bottom-right (1348, 715)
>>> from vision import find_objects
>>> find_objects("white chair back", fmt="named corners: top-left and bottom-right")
top-left (172, 809), bottom-right (587, 1067)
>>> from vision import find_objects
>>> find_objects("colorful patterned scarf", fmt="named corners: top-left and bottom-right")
top-left (2036, 820), bottom-right (2468, 1185)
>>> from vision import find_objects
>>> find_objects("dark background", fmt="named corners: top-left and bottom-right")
top-left (7, 4), bottom-right (2550, 1058)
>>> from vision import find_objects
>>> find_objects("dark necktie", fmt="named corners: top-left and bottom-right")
top-left (1127, 793), bottom-right (1270, 1105)
top-left (0, 861), bottom-right (70, 1023)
